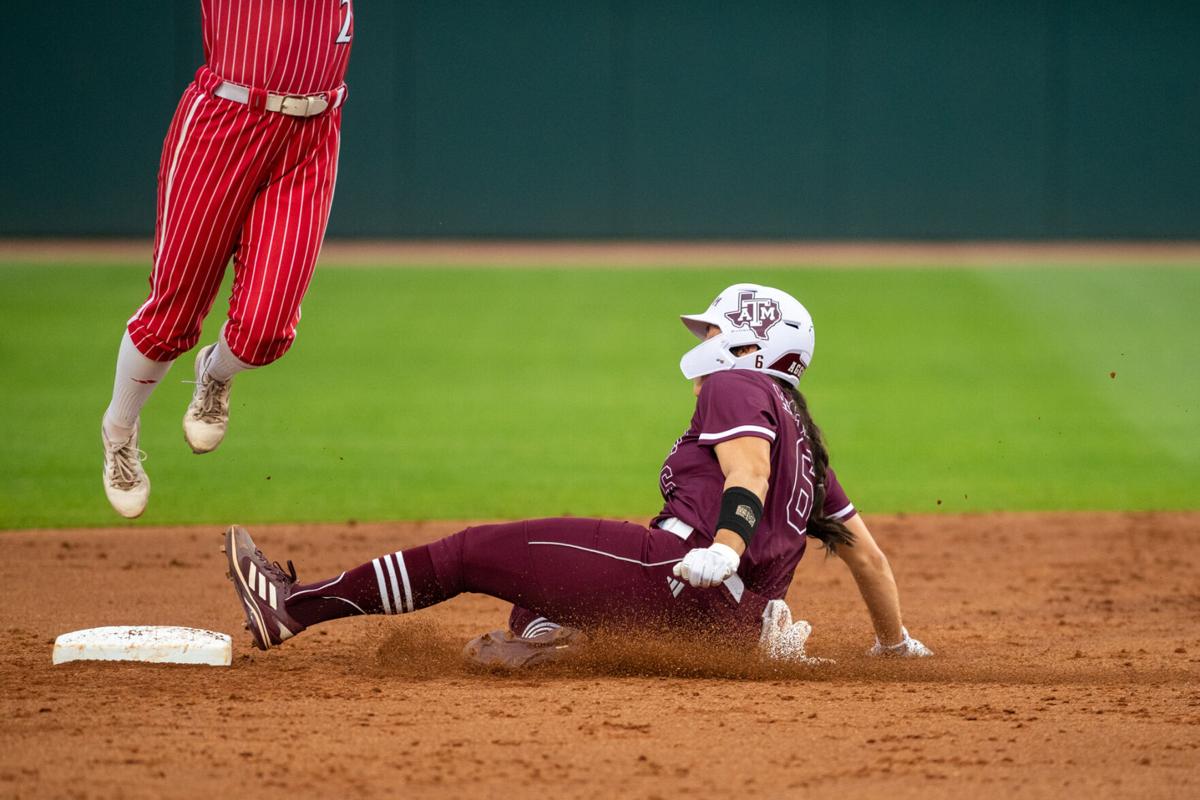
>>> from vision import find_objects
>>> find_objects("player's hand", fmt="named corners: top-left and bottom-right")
top-left (672, 543), bottom-right (740, 589)
top-left (867, 628), bottom-right (933, 658)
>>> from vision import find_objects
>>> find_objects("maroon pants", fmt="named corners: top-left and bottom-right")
top-left (425, 518), bottom-right (771, 642)
top-left (289, 517), bottom-right (773, 644)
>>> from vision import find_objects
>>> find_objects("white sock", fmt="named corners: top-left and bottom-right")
top-left (103, 331), bottom-right (173, 440)
top-left (202, 328), bottom-right (255, 383)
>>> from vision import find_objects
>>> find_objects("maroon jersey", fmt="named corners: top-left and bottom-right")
top-left (653, 371), bottom-right (856, 599)
top-left (202, 0), bottom-right (354, 95)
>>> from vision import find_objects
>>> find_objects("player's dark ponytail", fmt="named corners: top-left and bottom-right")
top-left (783, 384), bottom-right (855, 554)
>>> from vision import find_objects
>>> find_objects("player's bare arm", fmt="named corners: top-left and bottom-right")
top-left (834, 514), bottom-right (903, 643)
top-left (713, 435), bottom-right (771, 557)
top-left (836, 513), bottom-right (932, 656)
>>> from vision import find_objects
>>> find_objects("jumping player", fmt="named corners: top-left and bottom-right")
top-left (223, 284), bottom-right (932, 662)
top-left (101, 1), bottom-right (355, 518)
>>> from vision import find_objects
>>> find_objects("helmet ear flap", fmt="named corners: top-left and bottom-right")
top-left (680, 335), bottom-right (737, 380)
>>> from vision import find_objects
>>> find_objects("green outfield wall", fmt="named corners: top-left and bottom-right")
top-left (5, 1), bottom-right (1199, 238)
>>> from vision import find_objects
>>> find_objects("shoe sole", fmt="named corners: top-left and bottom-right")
top-left (104, 475), bottom-right (149, 519)
top-left (222, 525), bottom-right (271, 650)
top-left (464, 628), bottom-right (586, 669)
top-left (113, 507), bottom-right (145, 520)
top-left (106, 494), bottom-right (147, 519)
top-left (186, 436), bottom-right (220, 455)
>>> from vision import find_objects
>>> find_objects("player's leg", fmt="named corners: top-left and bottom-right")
top-left (184, 110), bottom-right (342, 453)
top-left (100, 331), bottom-right (170, 518)
top-left (508, 606), bottom-right (563, 639)
top-left (103, 84), bottom-right (281, 515)
top-left (299, 518), bottom-right (728, 630)
top-left (224, 519), bottom-right (772, 651)
top-left (100, 87), bottom-right (205, 517)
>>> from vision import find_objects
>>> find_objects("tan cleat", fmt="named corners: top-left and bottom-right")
top-left (183, 344), bottom-right (232, 453)
top-left (102, 421), bottom-right (150, 518)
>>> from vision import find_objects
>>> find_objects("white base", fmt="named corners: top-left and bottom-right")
top-left (52, 626), bottom-right (232, 667)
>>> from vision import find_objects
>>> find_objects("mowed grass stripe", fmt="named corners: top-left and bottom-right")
top-left (0, 263), bottom-right (1195, 528)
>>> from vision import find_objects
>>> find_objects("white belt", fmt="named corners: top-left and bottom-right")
top-left (657, 517), bottom-right (694, 541)
top-left (213, 81), bottom-right (346, 117)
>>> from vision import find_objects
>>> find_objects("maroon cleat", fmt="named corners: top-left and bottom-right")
top-left (222, 525), bottom-right (306, 650)
top-left (463, 625), bottom-right (588, 669)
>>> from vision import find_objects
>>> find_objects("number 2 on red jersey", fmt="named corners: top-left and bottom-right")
top-left (336, 0), bottom-right (353, 44)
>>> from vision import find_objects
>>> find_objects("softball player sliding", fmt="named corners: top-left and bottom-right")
top-left (101, 1), bottom-right (354, 518)
top-left (224, 285), bottom-right (932, 662)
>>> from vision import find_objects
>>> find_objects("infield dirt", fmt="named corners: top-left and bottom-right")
top-left (3, 511), bottom-right (1198, 799)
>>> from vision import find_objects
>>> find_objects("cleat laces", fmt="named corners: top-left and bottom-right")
top-left (186, 374), bottom-right (231, 423)
top-left (256, 553), bottom-right (298, 586)
top-left (107, 441), bottom-right (147, 491)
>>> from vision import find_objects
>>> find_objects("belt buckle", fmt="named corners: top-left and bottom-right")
top-left (282, 94), bottom-right (328, 117)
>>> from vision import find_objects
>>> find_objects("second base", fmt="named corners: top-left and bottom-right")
top-left (52, 626), bottom-right (232, 667)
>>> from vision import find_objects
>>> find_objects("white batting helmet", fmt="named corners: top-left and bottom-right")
top-left (678, 283), bottom-right (815, 387)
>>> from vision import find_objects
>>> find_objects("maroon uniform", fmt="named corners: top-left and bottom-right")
top-left (127, 1), bottom-right (353, 366)
top-left (653, 370), bottom-right (855, 599)
top-left (285, 371), bottom-right (857, 643)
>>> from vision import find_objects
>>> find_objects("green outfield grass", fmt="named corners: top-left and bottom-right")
top-left (0, 261), bottom-right (1197, 529)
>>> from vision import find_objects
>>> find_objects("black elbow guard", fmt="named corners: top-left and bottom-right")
top-left (716, 487), bottom-right (764, 549)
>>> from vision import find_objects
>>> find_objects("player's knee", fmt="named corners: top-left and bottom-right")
top-left (226, 326), bottom-right (296, 367)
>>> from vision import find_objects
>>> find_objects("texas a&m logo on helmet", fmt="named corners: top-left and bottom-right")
top-left (723, 291), bottom-right (782, 339)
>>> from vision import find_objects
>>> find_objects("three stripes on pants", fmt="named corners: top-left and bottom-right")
top-left (372, 551), bottom-right (414, 614)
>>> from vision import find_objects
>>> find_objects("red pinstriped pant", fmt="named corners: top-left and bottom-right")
top-left (127, 66), bottom-right (342, 365)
